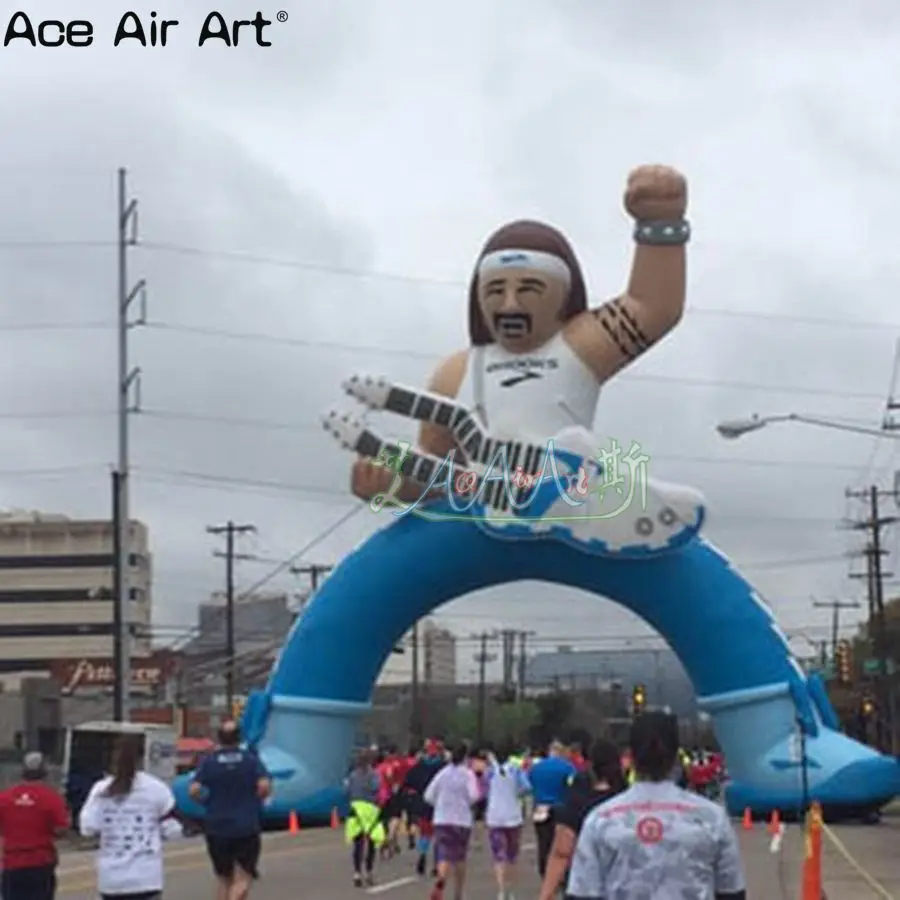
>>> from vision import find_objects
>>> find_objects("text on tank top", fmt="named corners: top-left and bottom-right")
top-left (457, 331), bottom-right (600, 441)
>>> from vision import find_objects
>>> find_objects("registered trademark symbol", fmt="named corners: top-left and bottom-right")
top-left (276, 10), bottom-right (288, 22)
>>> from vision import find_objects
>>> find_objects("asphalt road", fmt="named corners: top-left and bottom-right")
top-left (54, 817), bottom-right (900, 899)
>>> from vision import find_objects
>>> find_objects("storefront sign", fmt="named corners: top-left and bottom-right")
top-left (52, 655), bottom-right (172, 695)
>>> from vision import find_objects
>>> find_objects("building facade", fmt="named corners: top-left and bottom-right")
top-left (525, 645), bottom-right (698, 719)
top-left (0, 510), bottom-right (152, 687)
top-left (423, 621), bottom-right (456, 685)
top-left (377, 619), bottom-right (457, 687)
top-left (179, 592), bottom-right (295, 703)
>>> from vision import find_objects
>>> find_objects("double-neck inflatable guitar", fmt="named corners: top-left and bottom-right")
top-left (323, 374), bottom-right (706, 559)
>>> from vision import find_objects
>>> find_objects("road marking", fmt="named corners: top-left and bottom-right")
top-left (367, 875), bottom-right (418, 893)
top-left (58, 834), bottom-right (538, 894)
top-left (361, 842), bottom-right (536, 895)
top-left (57, 833), bottom-right (341, 894)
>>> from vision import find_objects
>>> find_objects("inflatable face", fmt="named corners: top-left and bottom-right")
top-left (476, 251), bottom-right (571, 352)
top-left (468, 220), bottom-right (588, 354)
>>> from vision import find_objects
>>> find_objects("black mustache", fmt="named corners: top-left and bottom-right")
top-left (494, 313), bottom-right (532, 332)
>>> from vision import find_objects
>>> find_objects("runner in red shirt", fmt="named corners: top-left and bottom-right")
top-left (0, 752), bottom-right (69, 900)
top-left (568, 743), bottom-right (589, 773)
top-left (397, 746), bottom-right (418, 850)
top-left (377, 748), bottom-right (404, 858)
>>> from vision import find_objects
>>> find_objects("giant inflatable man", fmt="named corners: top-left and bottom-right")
top-left (341, 164), bottom-right (703, 554)
top-left (171, 166), bottom-right (900, 825)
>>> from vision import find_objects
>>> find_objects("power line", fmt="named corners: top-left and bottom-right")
top-left (125, 324), bottom-right (900, 402)
top-left (130, 468), bottom-right (852, 526)
top-left (154, 506), bottom-right (364, 651)
top-left (2, 235), bottom-right (896, 334)
top-left (133, 409), bottom-right (890, 453)
top-left (235, 506), bottom-right (361, 601)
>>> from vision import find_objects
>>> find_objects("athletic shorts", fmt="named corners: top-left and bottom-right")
top-left (1, 865), bottom-right (56, 900)
top-left (101, 893), bottom-right (161, 900)
top-left (382, 792), bottom-right (403, 821)
top-left (417, 817), bottom-right (434, 838)
top-left (433, 824), bottom-right (471, 864)
top-left (205, 833), bottom-right (262, 879)
top-left (488, 826), bottom-right (522, 863)
top-left (473, 798), bottom-right (487, 821)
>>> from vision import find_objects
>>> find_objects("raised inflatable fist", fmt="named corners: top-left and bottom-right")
top-left (624, 164), bottom-right (688, 221)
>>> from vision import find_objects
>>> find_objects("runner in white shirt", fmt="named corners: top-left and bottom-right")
top-left (567, 712), bottom-right (746, 900)
top-left (423, 744), bottom-right (481, 900)
top-left (484, 744), bottom-right (531, 900)
top-left (79, 734), bottom-right (181, 900)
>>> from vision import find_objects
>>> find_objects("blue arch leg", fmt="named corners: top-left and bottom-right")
top-left (173, 504), bottom-right (900, 821)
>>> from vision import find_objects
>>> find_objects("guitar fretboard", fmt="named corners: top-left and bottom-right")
top-left (359, 427), bottom-right (531, 514)
top-left (382, 385), bottom-right (547, 508)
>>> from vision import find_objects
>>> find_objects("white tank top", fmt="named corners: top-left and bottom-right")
top-left (455, 331), bottom-right (600, 441)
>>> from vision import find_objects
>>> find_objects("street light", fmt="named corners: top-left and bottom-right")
top-left (716, 413), bottom-right (899, 441)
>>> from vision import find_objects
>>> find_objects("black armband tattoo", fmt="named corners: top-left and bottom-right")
top-left (592, 298), bottom-right (652, 361)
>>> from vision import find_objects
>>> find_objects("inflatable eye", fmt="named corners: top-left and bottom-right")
top-left (636, 517), bottom-right (653, 535)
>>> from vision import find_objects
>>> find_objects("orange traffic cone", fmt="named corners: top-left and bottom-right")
top-left (288, 810), bottom-right (299, 834)
top-left (330, 807), bottom-right (340, 829)
top-left (767, 809), bottom-right (781, 835)
top-left (742, 808), bottom-right (752, 830)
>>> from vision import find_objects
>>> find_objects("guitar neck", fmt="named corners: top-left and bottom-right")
top-left (381, 385), bottom-right (547, 478)
top-left (362, 428), bottom-right (522, 514)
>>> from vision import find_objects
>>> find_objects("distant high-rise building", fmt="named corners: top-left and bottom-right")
top-left (377, 619), bottom-right (457, 686)
top-left (0, 510), bottom-right (152, 688)
top-left (181, 592), bottom-right (294, 696)
top-left (423, 621), bottom-right (456, 685)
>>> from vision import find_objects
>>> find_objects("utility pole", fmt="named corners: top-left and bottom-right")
top-left (113, 167), bottom-right (147, 722)
top-left (516, 631), bottom-right (535, 700)
top-left (289, 563), bottom-right (333, 613)
top-left (289, 563), bottom-right (333, 593)
top-left (410, 623), bottom-right (421, 745)
top-left (812, 598), bottom-right (861, 658)
top-left (422, 626), bottom-right (433, 738)
top-left (111, 471), bottom-right (125, 721)
top-left (499, 630), bottom-right (517, 695)
top-left (207, 521), bottom-right (257, 712)
top-left (474, 632), bottom-right (497, 745)
top-left (846, 484), bottom-right (898, 752)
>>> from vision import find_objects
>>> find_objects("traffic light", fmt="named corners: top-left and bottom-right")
top-left (632, 683), bottom-right (646, 714)
top-left (836, 639), bottom-right (852, 684)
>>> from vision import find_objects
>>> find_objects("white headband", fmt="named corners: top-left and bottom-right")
top-left (478, 249), bottom-right (571, 287)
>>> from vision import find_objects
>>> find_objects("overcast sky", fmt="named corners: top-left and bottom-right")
top-left (2, 0), bottom-right (900, 675)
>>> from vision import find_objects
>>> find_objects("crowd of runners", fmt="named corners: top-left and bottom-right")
top-left (0, 712), bottom-right (737, 900)
top-left (343, 721), bottom-right (731, 899)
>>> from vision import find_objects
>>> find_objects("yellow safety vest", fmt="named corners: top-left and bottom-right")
top-left (344, 800), bottom-right (386, 847)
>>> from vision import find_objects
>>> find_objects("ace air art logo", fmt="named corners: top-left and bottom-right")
top-left (1, 9), bottom-right (290, 48)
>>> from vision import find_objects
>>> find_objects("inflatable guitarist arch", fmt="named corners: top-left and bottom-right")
top-left (172, 167), bottom-right (900, 822)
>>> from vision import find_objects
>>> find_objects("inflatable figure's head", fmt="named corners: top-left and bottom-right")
top-left (468, 219), bottom-right (588, 352)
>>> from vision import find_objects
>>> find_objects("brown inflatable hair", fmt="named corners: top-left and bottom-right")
top-left (468, 219), bottom-right (588, 346)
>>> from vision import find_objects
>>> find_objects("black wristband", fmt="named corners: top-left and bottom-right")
top-left (634, 219), bottom-right (690, 246)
